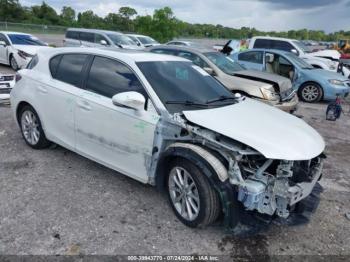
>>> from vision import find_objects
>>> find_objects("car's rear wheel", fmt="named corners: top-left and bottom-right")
top-left (10, 55), bottom-right (19, 71)
top-left (167, 158), bottom-right (221, 228)
top-left (19, 105), bottom-right (50, 149)
top-left (299, 83), bottom-right (323, 103)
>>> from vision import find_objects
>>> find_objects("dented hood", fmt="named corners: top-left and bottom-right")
top-left (183, 98), bottom-right (325, 160)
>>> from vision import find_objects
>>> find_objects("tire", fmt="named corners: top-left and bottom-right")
top-left (298, 82), bottom-right (323, 103)
top-left (10, 54), bottom-right (19, 71)
top-left (166, 158), bottom-right (221, 228)
top-left (19, 105), bottom-right (51, 149)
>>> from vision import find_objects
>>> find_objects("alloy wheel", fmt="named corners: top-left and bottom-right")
top-left (21, 110), bottom-right (40, 145)
top-left (301, 84), bottom-right (320, 102)
top-left (168, 166), bottom-right (200, 221)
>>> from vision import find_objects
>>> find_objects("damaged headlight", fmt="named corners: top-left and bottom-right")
top-left (260, 86), bottom-right (279, 101)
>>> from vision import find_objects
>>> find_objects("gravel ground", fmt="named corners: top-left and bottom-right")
top-left (1, 61), bottom-right (350, 257)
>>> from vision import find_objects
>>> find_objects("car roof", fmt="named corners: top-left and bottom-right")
top-left (37, 47), bottom-right (189, 63)
top-left (251, 36), bottom-right (298, 42)
top-left (0, 31), bottom-right (31, 35)
top-left (66, 28), bottom-right (123, 35)
top-left (149, 45), bottom-right (214, 54)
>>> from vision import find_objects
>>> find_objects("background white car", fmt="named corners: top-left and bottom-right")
top-left (0, 31), bottom-right (50, 70)
top-left (0, 73), bottom-right (15, 102)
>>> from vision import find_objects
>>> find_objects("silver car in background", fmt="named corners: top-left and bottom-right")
top-left (63, 28), bottom-right (142, 50)
top-left (127, 34), bottom-right (160, 48)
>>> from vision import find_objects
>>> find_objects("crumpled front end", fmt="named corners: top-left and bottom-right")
top-left (230, 154), bottom-right (325, 219)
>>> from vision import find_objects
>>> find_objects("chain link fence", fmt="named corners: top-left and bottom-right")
top-left (0, 21), bottom-right (67, 34)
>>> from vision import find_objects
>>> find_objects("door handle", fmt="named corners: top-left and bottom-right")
top-left (77, 100), bottom-right (92, 111)
top-left (37, 86), bottom-right (48, 94)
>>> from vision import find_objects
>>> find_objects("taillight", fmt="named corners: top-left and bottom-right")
top-left (15, 73), bottom-right (22, 82)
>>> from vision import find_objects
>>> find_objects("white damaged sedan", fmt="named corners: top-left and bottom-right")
top-left (11, 48), bottom-right (325, 229)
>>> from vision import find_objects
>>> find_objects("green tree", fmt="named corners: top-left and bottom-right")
top-left (30, 2), bottom-right (60, 24)
top-left (60, 6), bottom-right (75, 25)
top-left (118, 7), bottom-right (137, 19)
top-left (0, 0), bottom-right (25, 21)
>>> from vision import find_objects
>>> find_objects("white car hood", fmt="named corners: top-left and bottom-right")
top-left (13, 45), bottom-right (51, 55)
top-left (183, 98), bottom-right (325, 160)
top-left (310, 49), bottom-right (341, 60)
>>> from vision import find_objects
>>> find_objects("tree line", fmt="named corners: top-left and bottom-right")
top-left (1, 0), bottom-right (349, 43)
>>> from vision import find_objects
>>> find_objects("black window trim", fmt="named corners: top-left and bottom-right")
top-left (82, 54), bottom-right (160, 114)
top-left (49, 52), bottom-right (92, 89)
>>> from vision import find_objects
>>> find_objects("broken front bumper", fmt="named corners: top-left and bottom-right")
top-left (288, 161), bottom-right (323, 206)
top-left (274, 93), bottom-right (299, 113)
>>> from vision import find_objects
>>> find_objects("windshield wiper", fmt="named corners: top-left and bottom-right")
top-left (206, 95), bottom-right (237, 104)
top-left (165, 100), bottom-right (210, 108)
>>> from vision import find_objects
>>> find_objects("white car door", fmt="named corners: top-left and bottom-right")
top-left (38, 53), bottom-right (90, 149)
top-left (75, 56), bottom-right (158, 183)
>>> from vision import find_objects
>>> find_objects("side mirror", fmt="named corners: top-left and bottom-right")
top-left (0, 40), bottom-right (7, 46)
top-left (112, 91), bottom-right (145, 111)
top-left (203, 67), bottom-right (216, 76)
top-left (291, 49), bottom-right (299, 56)
top-left (100, 40), bottom-right (108, 46)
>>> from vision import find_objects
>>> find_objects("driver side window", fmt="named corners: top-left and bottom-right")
top-left (86, 56), bottom-right (146, 99)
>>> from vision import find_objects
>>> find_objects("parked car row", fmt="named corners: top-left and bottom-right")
top-left (9, 35), bottom-right (326, 230)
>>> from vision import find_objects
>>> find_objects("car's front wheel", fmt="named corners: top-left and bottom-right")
top-left (299, 82), bottom-right (323, 103)
top-left (19, 105), bottom-right (51, 149)
top-left (10, 55), bottom-right (19, 71)
top-left (167, 158), bottom-right (221, 228)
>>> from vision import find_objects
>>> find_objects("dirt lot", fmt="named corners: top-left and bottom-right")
top-left (0, 68), bottom-right (350, 257)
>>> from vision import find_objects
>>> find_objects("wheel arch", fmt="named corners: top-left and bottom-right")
top-left (16, 101), bottom-right (47, 132)
top-left (155, 143), bottom-right (229, 191)
top-left (16, 101), bottom-right (32, 125)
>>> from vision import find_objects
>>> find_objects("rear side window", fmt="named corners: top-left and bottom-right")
top-left (79, 32), bottom-right (94, 42)
top-left (238, 51), bottom-right (263, 64)
top-left (54, 54), bottom-right (88, 87)
top-left (86, 56), bottom-right (144, 98)
top-left (66, 31), bottom-right (79, 40)
top-left (49, 55), bottom-right (62, 76)
top-left (26, 55), bottom-right (39, 69)
top-left (253, 39), bottom-right (272, 49)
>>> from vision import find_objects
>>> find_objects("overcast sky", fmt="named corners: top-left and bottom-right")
top-left (20, 0), bottom-right (350, 32)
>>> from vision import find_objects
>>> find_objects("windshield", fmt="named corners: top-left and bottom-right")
top-left (8, 34), bottom-right (46, 46)
top-left (292, 40), bottom-right (311, 53)
top-left (107, 34), bottom-right (137, 46)
top-left (137, 61), bottom-right (236, 113)
top-left (284, 53), bottom-right (314, 69)
top-left (204, 52), bottom-right (245, 75)
top-left (138, 36), bottom-right (158, 45)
